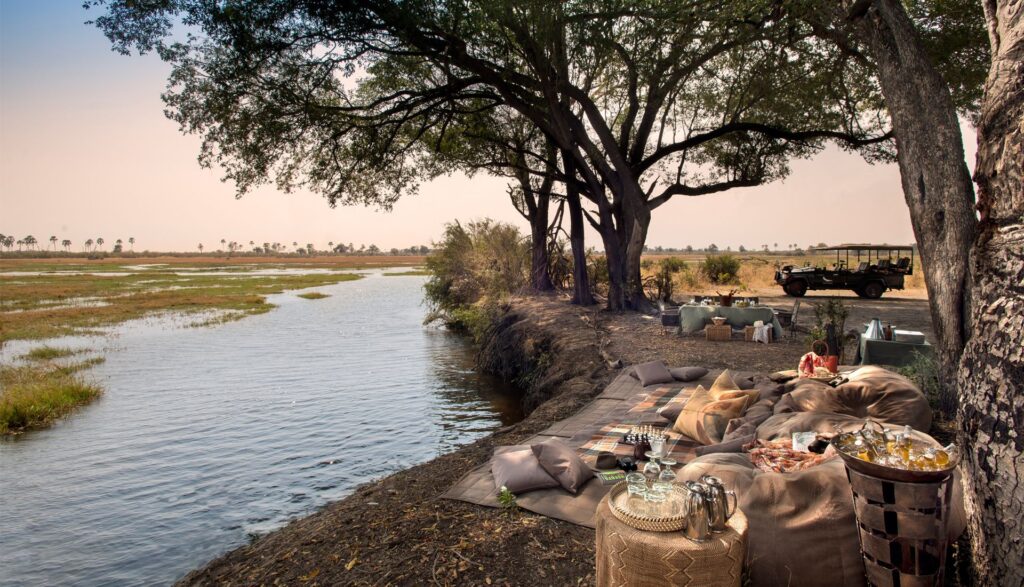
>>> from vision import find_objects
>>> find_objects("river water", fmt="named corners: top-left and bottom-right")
top-left (0, 270), bottom-right (522, 586)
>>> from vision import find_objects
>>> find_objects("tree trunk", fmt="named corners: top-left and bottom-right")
top-left (562, 152), bottom-right (595, 306)
top-left (529, 191), bottom-right (555, 292)
top-left (956, 1), bottom-right (1024, 581)
top-left (847, 0), bottom-right (977, 417)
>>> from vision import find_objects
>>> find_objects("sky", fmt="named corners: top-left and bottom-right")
top-left (0, 1), bottom-right (979, 253)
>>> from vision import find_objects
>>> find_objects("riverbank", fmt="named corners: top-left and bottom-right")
top-left (180, 290), bottom-right (935, 585)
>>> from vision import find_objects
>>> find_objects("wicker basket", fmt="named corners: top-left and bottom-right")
top-left (705, 324), bottom-right (732, 342)
top-left (844, 466), bottom-right (954, 586)
top-left (743, 325), bottom-right (773, 343)
top-left (607, 482), bottom-right (688, 532)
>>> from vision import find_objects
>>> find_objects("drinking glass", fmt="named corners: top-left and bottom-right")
top-left (642, 458), bottom-right (661, 485)
top-left (650, 436), bottom-right (665, 458)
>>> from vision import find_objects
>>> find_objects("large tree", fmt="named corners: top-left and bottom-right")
top-left (827, 0), bottom-right (987, 416)
top-left (956, 0), bottom-right (1024, 580)
top-left (89, 0), bottom-right (892, 310)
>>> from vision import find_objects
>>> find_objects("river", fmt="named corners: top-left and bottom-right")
top-left (0, 270), bottom-right (522, 586)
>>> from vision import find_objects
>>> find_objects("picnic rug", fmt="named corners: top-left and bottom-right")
top-left (441, 370), bottom-right (718, 528)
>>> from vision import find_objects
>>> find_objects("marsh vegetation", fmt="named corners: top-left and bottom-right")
top-left (0, 355), bottom-right (105, 435)
top-left (0, 259), bottom-right (372, 342)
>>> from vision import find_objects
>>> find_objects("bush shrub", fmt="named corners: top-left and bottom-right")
top-left (424, 219), bottom-right (528, 332)
top-left (643, 257), bottom-right (688, 301)
top-left (699, 254), bottom-right (741, 284)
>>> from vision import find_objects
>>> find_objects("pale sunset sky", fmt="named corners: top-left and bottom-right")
top-left (0, 1), bottom-right (978, 252)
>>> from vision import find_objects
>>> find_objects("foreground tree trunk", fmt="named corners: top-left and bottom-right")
top-left (846, 0), bottom-right (978, 417)
top-left (956, 1), bottom-right (1024, 581)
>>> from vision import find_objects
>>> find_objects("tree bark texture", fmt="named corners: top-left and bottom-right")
top-left (848, 0), bottom-right (978, 416)
top-left (562, 151), bottom-right (595, 306)
top-left (956, 1), bottom-right (1024, 582)
top-left (529, 202), bottom-right (555, 292)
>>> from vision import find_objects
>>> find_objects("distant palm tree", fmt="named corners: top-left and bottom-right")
top-left (198, 243), bottom-right (204, 253)
top-left (62, 239), bottom-right (71, 251)
top-left (96, 237), bottom-right (105, 251)
top-left (16, 239), bottom-right (24, 251)
top-left (85, 238), bottom-right (94, 252)
top-left (292, 241), bottom-right (298, 249)
top-left (24, 235), bottom-right (37, 250)
top-left (220, 238), bottom-right (226, 251)
top-left (128, 237), bottom-right (135, 251)
top-left (49, 236), bottom-right (58, 250)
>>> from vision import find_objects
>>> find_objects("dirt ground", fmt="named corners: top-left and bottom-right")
top-left (180, 290), bottom-right (935, 586)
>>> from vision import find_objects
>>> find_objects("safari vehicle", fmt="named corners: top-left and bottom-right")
top-left (774, 244), bottom-right (915, 299)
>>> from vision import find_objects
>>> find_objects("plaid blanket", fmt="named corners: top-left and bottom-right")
top-left (577, 423), bottom-right (699, 464)
top-left (626, 387), bottom-right (686, 413)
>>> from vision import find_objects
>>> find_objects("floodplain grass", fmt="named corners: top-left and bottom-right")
top-left (383, 269), bottom-right (431, 276)
top-left (21, 345), bottom-right (81, 361)
top-left (296, 292), bottom-right (329, 299)
top-left (0, 259), bottom-right (368, 342)
top-left (0, 359), bottom-right (105, 435)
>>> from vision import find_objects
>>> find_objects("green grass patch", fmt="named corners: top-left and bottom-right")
top-left (21, 345), bottom-right (81, 361)
top-left (1, 360), bottom-right (104, 435)
top-left (383, 269), bottom-right (431, 276)
top-left (297, 292), bottom-right (330, 299)
top-left (0, 262), bottom-right (364, 342)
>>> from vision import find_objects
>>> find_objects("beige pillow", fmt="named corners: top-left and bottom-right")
top-left (674, 385), bottom-right (712, 440)
top-left (709, 369), bottom-right (739, 397)
top-left (709, 369), bottom-right (761, 404)
top-left (697, 396), bottom-right (753, 444)
top-left (531, 439), bottom-right (593, 494)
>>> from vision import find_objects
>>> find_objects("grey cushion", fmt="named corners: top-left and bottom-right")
top-left (631, 361), bottom-right (675, 386)
top-left (670, 366), bottom-right (708, 382)
top-left (531, 438), bottom-right (593, 494)
top-left (490, 447), bottom-right (560, 494)
top-left (659, 401), bottom-right (685, 423)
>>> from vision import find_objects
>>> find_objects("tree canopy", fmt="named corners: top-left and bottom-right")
top-left (87, 0), bottom-right (986, 307)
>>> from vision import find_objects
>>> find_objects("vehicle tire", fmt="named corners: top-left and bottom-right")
top-left (852, 286), bottom-right (869, 298)
top-left (863, 281), bottom-right (885, 299)
top-left (784, 280), bottom-right (807, 297)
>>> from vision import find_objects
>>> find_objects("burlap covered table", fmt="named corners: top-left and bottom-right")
top-left (595, 496), bottom-right (747, 587)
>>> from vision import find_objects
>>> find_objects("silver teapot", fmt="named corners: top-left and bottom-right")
top-left (700, 474), bottom-right (738, 533)
top-left (681, 481), bottom-right (713, 542)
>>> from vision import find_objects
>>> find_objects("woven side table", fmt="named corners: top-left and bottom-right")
top-left (595, 495), bottom-right (747, 587)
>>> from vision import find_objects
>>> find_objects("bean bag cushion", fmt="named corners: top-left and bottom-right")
top-left (669, 366), bottom-right (708, 382)
top-left (775, 366), bottom-right (931, 431)
top-left (679, 452), bottom-right (967, 587)
top-left (721, 381), bottom-right (786, 442)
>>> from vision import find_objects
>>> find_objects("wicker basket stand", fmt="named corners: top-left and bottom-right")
top-left (845, 467), bottom-right (954, 586)
top-left (705, 324), bottom-right (732, 342)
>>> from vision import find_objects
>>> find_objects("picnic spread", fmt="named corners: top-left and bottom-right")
top-left (443, 364), bottom-right (965, 587)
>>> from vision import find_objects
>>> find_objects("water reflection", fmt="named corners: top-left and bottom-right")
top-left (0, 271), bottom-right (522, 586)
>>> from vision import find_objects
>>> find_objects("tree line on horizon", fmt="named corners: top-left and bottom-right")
top-left (0, 233), bottom-right (432, 257)
top-left (85, 0), bottom-right (1024, 579)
